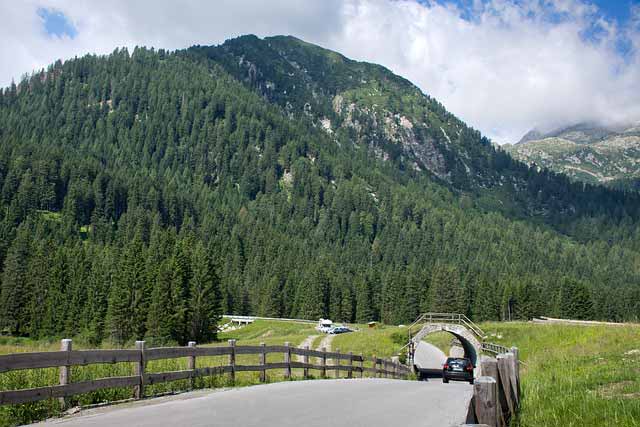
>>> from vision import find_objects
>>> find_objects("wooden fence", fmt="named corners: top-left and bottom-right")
top-left (0, 339), bottom-right (412, 407)
top-left (463, 347), bottom-right (521, 427)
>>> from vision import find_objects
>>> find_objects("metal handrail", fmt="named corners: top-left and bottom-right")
top-left (407, 313), bottom-right (486, 339)
top-left (481, 342), bottom-right (510, 355)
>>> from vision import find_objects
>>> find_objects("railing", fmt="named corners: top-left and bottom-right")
top-left (481, 342), bottom-right (511, 355)
top-left (221, 314), bottom-right (317, 324)
top-left (407, 312), bottom-right (486, 339)
top-left (0, 339), bottom-right (412, 407)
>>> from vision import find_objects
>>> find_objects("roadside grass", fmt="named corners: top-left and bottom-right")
top-left (481, 321), bottom-right (640, 427)
top-left (422, 331), bottom-right (454, 356)
top-left (331, 324), bottom-right (408, 360)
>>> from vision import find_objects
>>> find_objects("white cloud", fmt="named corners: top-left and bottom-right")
top-left (1, 0), bottom-right (639, 143)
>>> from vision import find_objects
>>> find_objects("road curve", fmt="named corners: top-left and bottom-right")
top-left (32, 379), bottom-right (472, 427)
top-left (414, 341), bottom-right (447, 370)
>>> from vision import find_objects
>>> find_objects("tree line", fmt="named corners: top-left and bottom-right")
top-left (0, 46), bottom-right (638, 345)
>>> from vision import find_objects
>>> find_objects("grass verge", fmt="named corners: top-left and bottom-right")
top-left (481, 321), bottom-right (640, 427)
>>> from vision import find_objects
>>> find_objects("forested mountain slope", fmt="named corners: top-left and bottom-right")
top-left (0, 36), bottom-right (639, 346)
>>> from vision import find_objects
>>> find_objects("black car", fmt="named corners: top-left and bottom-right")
top-left (442, 357), bottom-right (474, 384)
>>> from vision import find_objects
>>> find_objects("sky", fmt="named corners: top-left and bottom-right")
top-left (1, 0), bottom-right (639, 144)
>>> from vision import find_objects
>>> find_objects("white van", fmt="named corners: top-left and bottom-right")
top-left (316, 318), bottom-right (333, 333)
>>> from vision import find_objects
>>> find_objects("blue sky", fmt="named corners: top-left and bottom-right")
top-left (37, 7), bottom-right (77, 39)
top-left (431, 0), bottom-right (637, 22)
top-left (2, 0), bottom-right (639, 143)
top-left (591, 0), bottom-right (636, 23)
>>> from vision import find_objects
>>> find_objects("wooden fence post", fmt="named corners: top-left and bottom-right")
top-left (188, 341), bottom-right (196, 389)
top-left (303, 345), bottom-right (310, 379)
top-left (321, 347), bottom-right (327, 379)
top-left (348, 352), bottom-right (353, 379)
top-left (134, 340), bottom-right (145, 399)
top-left (359, 353), bottom-right (364, 378)
top-left (474, 376), bottom-right (498, 427)
top-left (372, 354), bottom-right (377, 378)
top-left (228, 339), bottom-right (236, 384)
top-left (505, 352), bottom-right (519, 408)
top-left (259, 342), bottom-right (266, 383)
top-left (58, 339), bottom-right (72, 409)
top-left (284, 342), bottom-right (291, 379)
top-left (480, 356), bottom-right (506, 427)
top-left (497, 354), bottom-right (515, 419)
top-left (510, 347), bottom-right (521, 403)
top-left (335, 348), bottom-right (340, 379)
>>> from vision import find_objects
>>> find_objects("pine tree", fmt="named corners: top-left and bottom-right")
top-left (0, 226), bottom-right (31, 335)
top-left (427, 264), bottom-right (464, 313)
top-left (354, 277), bottom-right (373, 323)
top-left (168, 240), bottom-right (192, 343)
top-left (560, 277), bottom-right (594, 320)
top-left (145, 260), bottom-right (173, 344)
top-left (105, 239), bottom-right (147, 344)
top-left (188, 243), bottom-right (222, 343)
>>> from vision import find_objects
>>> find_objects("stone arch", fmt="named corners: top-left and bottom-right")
top-left (411, 323), bottom-right (482, 369)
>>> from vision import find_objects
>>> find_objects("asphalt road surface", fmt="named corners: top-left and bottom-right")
top-left (414, 341), bottom-right (447, 370)
top-left (32, 378), bottom-right (472, 427)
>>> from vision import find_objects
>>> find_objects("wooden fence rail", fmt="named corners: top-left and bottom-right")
top-left (0, 339), bottom-right (412, 407)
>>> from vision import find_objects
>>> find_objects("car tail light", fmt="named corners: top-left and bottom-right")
top-left (466, 365), bottom-right (474, 371)
top-left (443, 364), bottom-right (448, 370)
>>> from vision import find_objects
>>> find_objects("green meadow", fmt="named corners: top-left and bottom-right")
top-left (2, 320), bottom-right (639, 426)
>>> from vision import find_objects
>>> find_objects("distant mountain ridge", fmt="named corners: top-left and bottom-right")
top-left (508, 122), bottom-right (640, 187)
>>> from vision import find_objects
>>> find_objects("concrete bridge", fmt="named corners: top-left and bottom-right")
top-left (406, 313), bottom-right (508, 375)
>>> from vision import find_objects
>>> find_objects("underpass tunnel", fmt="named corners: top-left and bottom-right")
top-left (451, 332), bottom-right (478, 368)
top-left (411, 328), bottom-right (480, 379)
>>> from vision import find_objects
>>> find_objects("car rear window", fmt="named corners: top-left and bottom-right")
top-left (447, 358), bottom-right (470, 365)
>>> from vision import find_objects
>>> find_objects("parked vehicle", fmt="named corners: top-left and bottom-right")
top-left (328, 326), bottom-right (351, 334)
top-left (316, 318), bottom-right (333, 333)
top-left (442, 357), bottom-right (474, 384)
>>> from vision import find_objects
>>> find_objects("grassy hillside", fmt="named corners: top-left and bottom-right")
top-left (483, 321), bottom-right (640, 427)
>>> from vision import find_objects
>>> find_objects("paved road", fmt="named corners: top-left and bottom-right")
top-left (414, 341), bottom-right (447, 370)
top-left (32, 379), bottom-right (472, 427)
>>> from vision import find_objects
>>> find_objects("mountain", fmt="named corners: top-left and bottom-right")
top-left (508, 122), bottom-right (640, 187)
top-left (187, 35), bottom-right (496, 186)
top-left (1, 35), bottom-right (640, 345)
